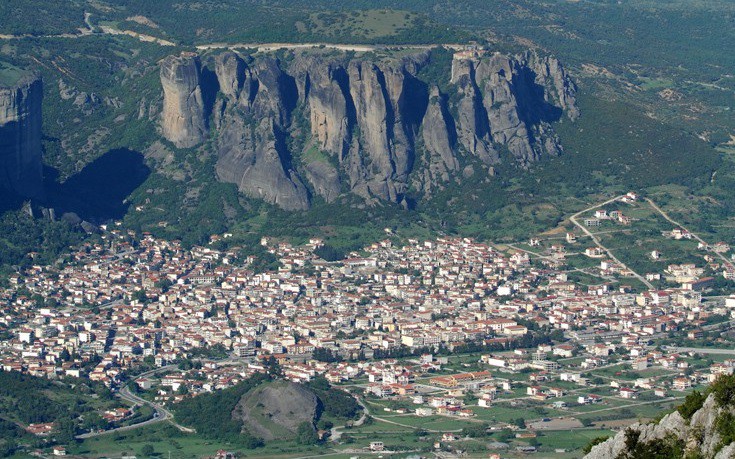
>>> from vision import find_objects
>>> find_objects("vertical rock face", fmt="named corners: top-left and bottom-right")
top-left (0, 73), bottom-right (43, 198)
top-left (214, 51), bottom-right (246, 99)
top-left (524, 52), bottom-right (579, 121)
top-left (160, 53), bottom-right (208, 148)
top-left (160, 48), bottom-right (578, 210)
top-left (452, 58), bottom-right (498, 164)
top-left (214, 56), bottom-right (309, 211)
top-left (584, 394), bottom-right (735, 459)
top-left (307, 64), bottom-right (352, 160)
top-left (347, 61), bottom-right (414, 202)
top-left (421, 86), bottom-right (458, 188)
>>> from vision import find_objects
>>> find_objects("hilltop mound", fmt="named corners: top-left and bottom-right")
top-left (231, 380), bottom-right (319, 441)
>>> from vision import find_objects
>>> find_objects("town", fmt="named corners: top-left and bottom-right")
top-left (2, 193), bottom-right (735, 456)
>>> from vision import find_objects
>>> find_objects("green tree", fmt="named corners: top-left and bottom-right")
top-left (54, 416), bottom-right (77, 445)
top-left (296, 422), bottom-right (318, 445)
top-left (133, 289), bottom-right (148, 303)
top-left (264, 356), bottom-right (283, 377)
top-left (583, 436), bottom-right (610, 454)
top-left (155, 278), bottom-right (173, 292)
top-left (140, 444), bottom-right (155, 457)
top-left (711, 374), bottom-right (735, 407)
top-left (678, 390), bottom-right (705, 420)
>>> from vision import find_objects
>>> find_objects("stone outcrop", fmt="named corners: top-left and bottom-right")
top-left (160, 48), bottom-right (578, 210)
top-left (214, 55), bottom-right (309, 210)
top-left (584, 394), bottom-right (735, 459)
top-left (160, 52), bottom-right (208, 148)
top-left (231, 381), bottom-right (318, 441)
top-left (418, 86), bottom-right (458, 190)
top-left (0, 72), bottom-right (43, 198)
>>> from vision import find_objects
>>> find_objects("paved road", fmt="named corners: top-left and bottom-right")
top-left (646, 197), bottom-right (733, 267)
top-left (663, 345), bottom-right (735, 355)
top-left (77, 365), bottom-right (194, 439)
top-left (330, 395), bottom-right (369, 442)
top-left (569, 195), bottom-right (654, 289)
top-left (507, 243), bottom-right (615, 282)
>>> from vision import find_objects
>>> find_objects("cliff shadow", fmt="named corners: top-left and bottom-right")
top-left (200, 66), bottom-right (220, 129)
top-left (512, 68), bottom-right (564, 126)
top-left (46, 148), bottom-right (150, 221)
top-left (0, 188), bottom-right (25, 214)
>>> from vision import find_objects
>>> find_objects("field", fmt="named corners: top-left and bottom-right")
top-left (69, 423), bottom-right (328, 459)
top-left (300, 10), bottom-right (422, 41)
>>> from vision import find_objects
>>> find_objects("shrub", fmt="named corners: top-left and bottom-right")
top-left (711, 374), bottom-right (735, 407)
top-left (583, 436), bottom-right (610, 454)
top-left (678, 390), bottom-right (706, 420)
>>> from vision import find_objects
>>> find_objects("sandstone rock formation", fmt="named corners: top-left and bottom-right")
top-left (0, 72), bottom-right (43, 198)
top-left (160, 52), bottom-right (208, 148)
top-left (214, 55), bottom-right (309, 210)
top-left (159, 48), bottom-right (578, 210)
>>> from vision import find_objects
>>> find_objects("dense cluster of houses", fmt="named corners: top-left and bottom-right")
top-left (1, 227), bottom-right (734, 410)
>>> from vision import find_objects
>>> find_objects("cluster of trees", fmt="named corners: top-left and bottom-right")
top-left (617, 428), bottom-right (685, 459)
top-left (307, 376), bottom-right (361, 420)
top-left (174, 373), bottom-right (359, 448)
top-left (313, 330), bottom-right (566, 364)
top-left (312, 347), bottom-right (343, 363)
top-left (0, 418), bottom-right (30, 457)
top-left (711, 374), bottom-right (735, 407)
top-left (94, 1), bottom-right (471, 46)
top-left (295, 421), bottom-right (319, 445)
top-left (0, 371), bottom-right (110, 425)
top-left (188, 343), bottom-right (230, 360)
top-left (313, 245), bottom-right (345, 262)
top-left (0, 209), bottom-right (86, 274)
top-left (583, 436), bottom-right (611, 454)
top-left (174, 372), bottom-right (270, 447)
top-left (0, 370), bottom-right (118, 450)
top-left (678, 390), bottom-right (706, 420)
top-left (0, 1), bottom-right (86, 35)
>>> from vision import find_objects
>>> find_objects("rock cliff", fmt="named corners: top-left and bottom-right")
top-left (584, 393), bottom-right (735, 459)
top-left (160, 53), bottom-right (209, 148)
top-left (0, 71), bottom-right (43, 198)
top-left (159, 48), bottom-right (577, 210)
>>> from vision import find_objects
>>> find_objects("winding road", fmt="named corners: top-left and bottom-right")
top-left (645, 197), bottom-right (733, 267)
top-left (330, 395), bottom-right (369, 442)
top-left (76, 365), bottom-right (194, 439)
top-left (569, 195), bottom-right (654, 289)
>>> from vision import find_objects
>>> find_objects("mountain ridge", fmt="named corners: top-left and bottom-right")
top-left (159, 47), bottom-right (578, 210)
